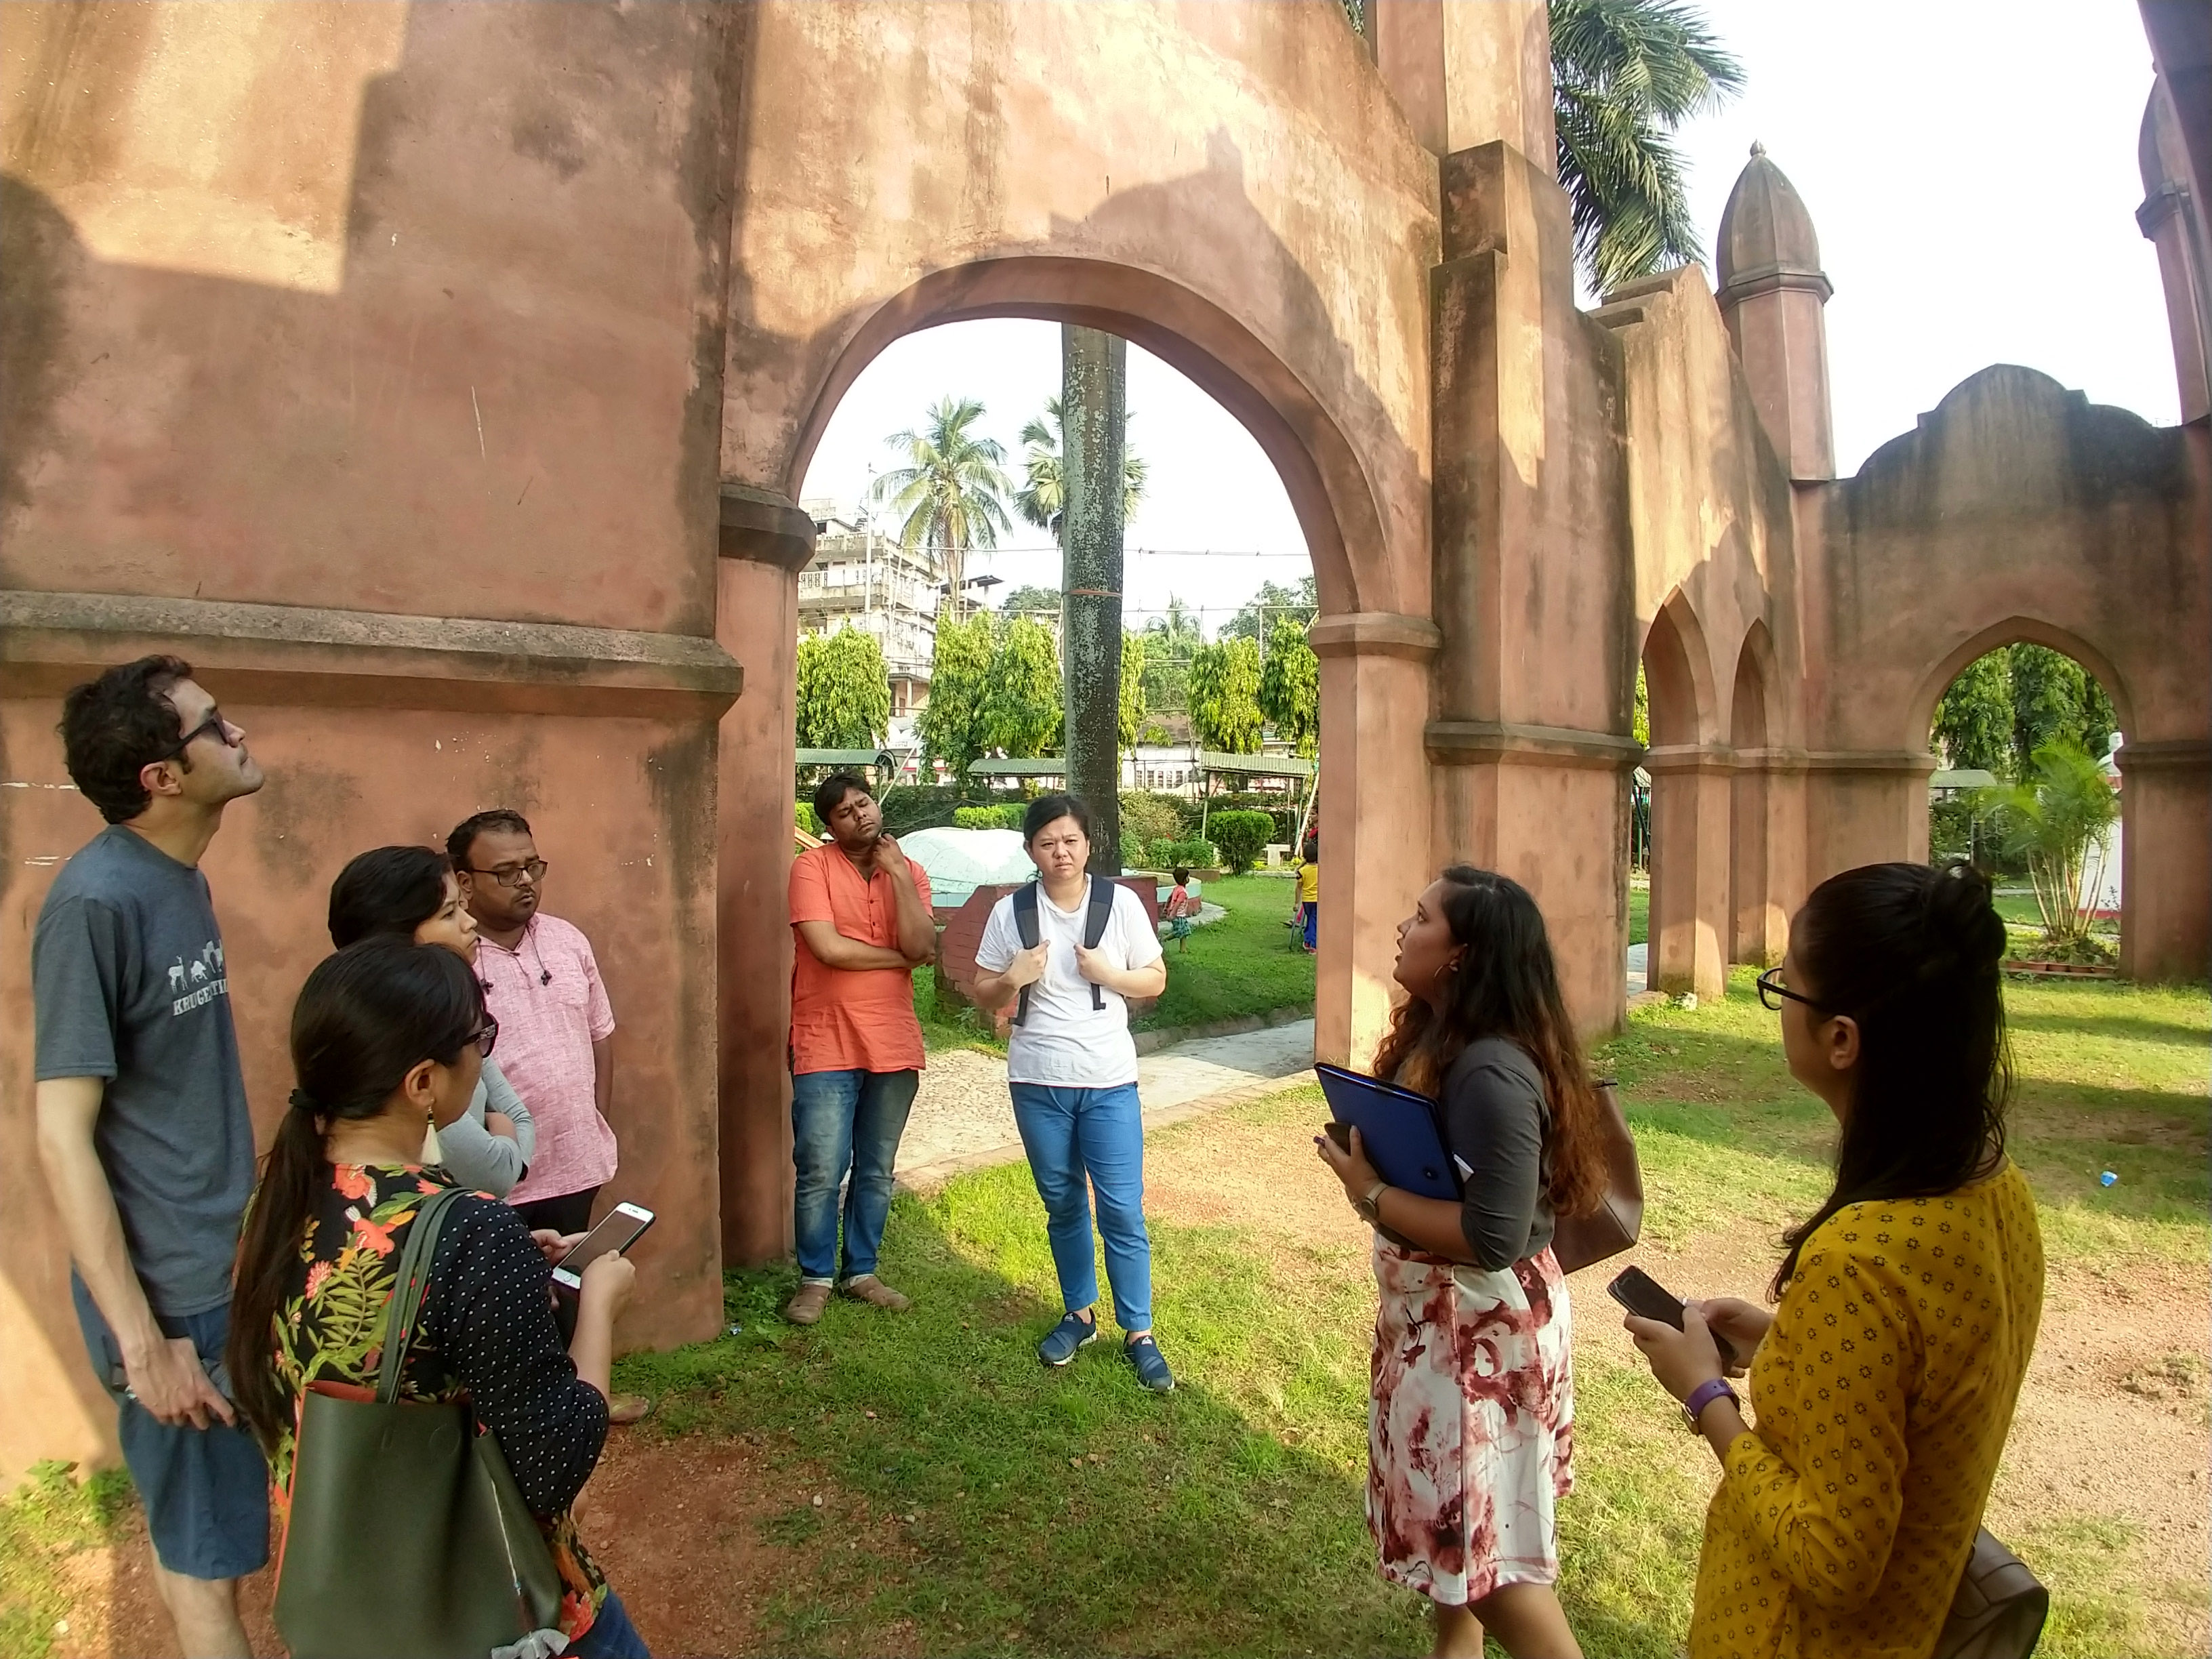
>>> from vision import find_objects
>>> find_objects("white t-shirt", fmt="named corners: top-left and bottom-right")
top-left (975, 878), bottom-right (1165, 1088)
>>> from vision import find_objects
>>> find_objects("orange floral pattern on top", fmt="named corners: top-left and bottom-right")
top-left (268, 1162), bottom-right (608, 1644)
top-left (1690, 1162), bottom-right (2044, 1659)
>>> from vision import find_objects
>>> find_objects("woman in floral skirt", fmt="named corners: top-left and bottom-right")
top-left (1319, 867), bottom-right (1608, 1658)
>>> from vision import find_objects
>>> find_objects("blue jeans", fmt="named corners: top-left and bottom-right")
top-left (574, 1589), bottom-right (651, 1657)
top-left (1008, 1082), bottom-right (1153, 1332)
top-left (72, 1275), bottom-right (270, 1581)
top-left (791, 1067), bottom-right (919, 1282)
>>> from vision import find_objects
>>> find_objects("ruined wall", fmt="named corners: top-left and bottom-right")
top-left (1, 1), bottom-right (741, 1481)
top-left (1797, 366), bottom-right (2211, 979)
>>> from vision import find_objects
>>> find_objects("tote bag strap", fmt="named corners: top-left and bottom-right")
top-left (376, 1184), bottom-right (468, 1406)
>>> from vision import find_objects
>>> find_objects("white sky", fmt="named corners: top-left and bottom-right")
top-left (799, 1), bottom-right (2173, 636)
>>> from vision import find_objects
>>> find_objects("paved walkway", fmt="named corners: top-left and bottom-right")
top-left (895, 1019), bottom-right (1317, 1191)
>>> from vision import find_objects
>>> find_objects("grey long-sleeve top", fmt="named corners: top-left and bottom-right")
top-left (430, 1056), bottom-right (536, 1197)
top-left (1437, 1038), bottom-right (1555, 1271)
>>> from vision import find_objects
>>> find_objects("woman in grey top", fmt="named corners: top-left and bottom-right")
top-left (327, 846), bottom-right (535, 1194)
top-left (1317, 867), bottom-right (1610, 1659)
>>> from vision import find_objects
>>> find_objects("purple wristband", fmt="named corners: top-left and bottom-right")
top-left (1683, 1376), bottom-right (1738, 1431)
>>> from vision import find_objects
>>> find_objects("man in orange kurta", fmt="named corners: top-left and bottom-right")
top-left (784, 772), bottom-right (936, 1326)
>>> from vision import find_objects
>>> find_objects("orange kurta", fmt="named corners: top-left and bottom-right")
top-left (787, 843), bottom-right (930, 1076)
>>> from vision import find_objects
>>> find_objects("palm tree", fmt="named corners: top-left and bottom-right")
top-left (1012, 396), bottom-right (1149, 537)
top-left (870, 396), bottom-right (1015, 622)
top-left (1549, 0), bottom-right (1744, 293)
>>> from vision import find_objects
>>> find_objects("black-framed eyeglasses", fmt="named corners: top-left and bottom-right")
top-left (464, 859), bottom-right (547, 888)
top-left (1755, 966), bottom-right (1824, 1014)
top-left (161, 708), bottom-right (236, 760)
top-left (471, 1014), bottom-right (499, 1059)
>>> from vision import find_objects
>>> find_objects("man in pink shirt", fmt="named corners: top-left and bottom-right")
top-left (447, 809), bottom-right (617, 1237)
top-left (785, 773), bottom-right (935, 1326)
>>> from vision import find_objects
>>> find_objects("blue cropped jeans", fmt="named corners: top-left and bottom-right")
top-left (1008, 1082), bottom-right (1153, 1333)
top-left (791, 1067), bottom-right (919, 1282)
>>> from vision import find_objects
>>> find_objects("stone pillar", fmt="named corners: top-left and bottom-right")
top-left (2139, 79), bottom-right (2212, 424)
top-left (2117, 739), bottom-right (2211, 982)
top-left (1802, 754), bottom-right (1936, 889)
top-left (715, 485), bottom-right (815, 1265)
top-left (1730, 747), bottom-right (1806, 965)
top-left (1310, 613), bottom-right (1442, 1067)
top-left (1061, 325), bottom-right (1127, 870)
top-left (1643, 745), bottom-right (1732, 998)
top-left (1371, 0), bottom-right (1555, 160)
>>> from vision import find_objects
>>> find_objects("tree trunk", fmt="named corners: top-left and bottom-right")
top-left (1061, 325), bottom-right (1126, 875)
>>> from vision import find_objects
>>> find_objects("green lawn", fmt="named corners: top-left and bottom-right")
top-left (12, 975), bottom-right (2202, 1658)
top-left (1628, 878), bottom-right (1648, 947)
top-left (604, 969), bottom-right (2209, 1656)
top-left (916, 874), bottom-right (1316, 1053)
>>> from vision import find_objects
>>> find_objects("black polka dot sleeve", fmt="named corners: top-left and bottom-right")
top-left (419, 1196), bottom-right (611, 1518)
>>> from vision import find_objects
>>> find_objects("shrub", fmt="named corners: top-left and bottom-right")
top-left (952, 804), bottom-right (1029, 830)
top-left (1149, 837), bottom-right (1217, 870)
top-left (1208, 810), bottom-right (1275, 875)
top-left (877, 785), bottom-right (975, 835)
top-left (1120, 829), bottom-right (1146, 869)
top-left (796, 800), bottom-right (820, 837)
top-left (1119, 792), bottom-right (1191, 851)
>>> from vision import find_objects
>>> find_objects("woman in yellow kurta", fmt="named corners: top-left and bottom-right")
top-left (1624, 861), bottom-right (2043, 1659)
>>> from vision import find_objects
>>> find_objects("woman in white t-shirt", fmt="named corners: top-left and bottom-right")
top-left (971, 794), bottom-right (1174, 1391)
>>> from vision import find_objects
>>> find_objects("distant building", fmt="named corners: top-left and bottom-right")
top-left (798, 501), bottom-right (939, 714)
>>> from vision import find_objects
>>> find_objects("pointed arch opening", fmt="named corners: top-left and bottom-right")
top-left (1636, 592), bottom-right (1727, 999)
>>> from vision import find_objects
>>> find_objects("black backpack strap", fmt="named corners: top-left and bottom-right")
top-left (1082, 878), bottom-right (1116, 1010)
top-left (1012, 882), bottom-right (1040, 1027)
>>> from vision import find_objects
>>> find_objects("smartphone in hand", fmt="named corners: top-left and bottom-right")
top-left (551, 1202), bottom-right (655, 1294)
top-left (1607, 1264), bottom-right (1738, 1370)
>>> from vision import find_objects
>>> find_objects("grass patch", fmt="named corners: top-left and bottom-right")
top-left (0, 1461), bottom-right (134, 1659)
top-left (613, 966), bottom-right (2206, 1656)
top-left (1628, 880), bottom-right (1648, 947)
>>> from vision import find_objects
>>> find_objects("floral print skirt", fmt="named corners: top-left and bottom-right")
top-left (1367, 1240), bottom-right (1575, 1606)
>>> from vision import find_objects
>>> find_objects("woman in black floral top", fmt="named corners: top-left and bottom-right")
top-left (228, 938), bottom-right (651, 1657)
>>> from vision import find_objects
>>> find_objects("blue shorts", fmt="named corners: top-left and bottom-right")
top-left (72, 1275), bottom-right (270, 1581)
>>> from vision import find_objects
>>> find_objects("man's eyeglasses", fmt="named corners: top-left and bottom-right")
top-left (1755, 966), bottom-right (1824, 1014)
top-left (161, 708), bottom-right (237, 760)
top-left (471, 1014), bottom-right (499, 1059)
top-left (464, 859), bottom-right (548, 888)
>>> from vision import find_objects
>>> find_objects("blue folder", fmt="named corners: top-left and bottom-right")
top-left (1314, 1063), bottom-right (1461, 1200)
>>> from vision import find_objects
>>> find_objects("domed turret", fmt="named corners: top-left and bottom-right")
top-left (1717, 142), bottom-right (1832, 306)
top-left (2137, 81), bottom-right (2210, 424)
top-left (1715, 144), bottom-right (1835, 480)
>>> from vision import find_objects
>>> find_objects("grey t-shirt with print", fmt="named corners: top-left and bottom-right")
top-left (34, 825), bottom-right (255, 1317)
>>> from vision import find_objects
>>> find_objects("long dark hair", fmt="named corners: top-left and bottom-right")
top-left (1370, 867), bottom-right (1608, 1218)
top-left (227, 939), bottom-right (485, 1454)
top-left (1770, 860), bottom-right (2011, 1296)
top-left (328, 845), bottom-right (452, 947)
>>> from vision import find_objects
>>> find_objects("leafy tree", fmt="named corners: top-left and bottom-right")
top-left (1188, 637), bottom-right (1265, 754)
top-left (1551, 0), bottom-right (1745, 293)
top-left (985, 615), bottom-right (1063, 758)
top-left (870, 396), bottom-right (1015, 621)
top-left (1220, 577), bottom-right (1318, 644)
top-left (1000, 583), bottom-right (1062, 617)
top-left (794, 626), bottom-right (891, 749)
top-left (1012, 396), bottom-right (1149, 536)
top-left (1931, 652), bottom-right (2011, 775)
top-left (917, 612), bottom-right (998, 777)
top-left (1141, 595), bottom-right (1205, 712)
top-left (1257, 615), bottom-right (1320, 757)
top-left (1986, 742), bottom-right (2119, 958)
top-left (1633, 661), bottom-right (1650, 748)
top-left (1120, 632), bottom-right (1149, 755)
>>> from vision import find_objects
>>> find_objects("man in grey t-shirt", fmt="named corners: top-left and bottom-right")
top-left (34, 656), bottom-right (268, 1658)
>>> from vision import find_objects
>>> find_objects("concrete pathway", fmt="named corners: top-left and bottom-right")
top-left (895, 1018), bottom-right (1317, 1191)
top-left (1626, 941), bottom-right (1648, 995)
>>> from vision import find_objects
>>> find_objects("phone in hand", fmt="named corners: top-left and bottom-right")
top-left (551, 1202), bottom-right (655, 1294)
top-left (1607, 1265), bottom-right (1738, 1369)
top-left (1323, 1122), bottom-right (1352, 1153)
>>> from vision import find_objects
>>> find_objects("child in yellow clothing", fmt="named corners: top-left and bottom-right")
top-left (1626, 861), bottom-right (2043, 1659)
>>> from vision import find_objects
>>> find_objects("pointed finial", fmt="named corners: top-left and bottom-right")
top-left (1750, 139), bottom-right (1766, 158)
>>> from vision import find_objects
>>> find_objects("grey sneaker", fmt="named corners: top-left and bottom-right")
top-left (1124, 1332), bottom-right (1175, 1393)
top-left (783, 1281), bottom-right (832, 1325)
top-left (1037, 1309), bottom-right (1099, 1368)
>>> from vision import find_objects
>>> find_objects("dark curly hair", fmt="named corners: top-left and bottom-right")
top-left (58, 655), bottom-right (194, 823)
top-left (1770, 860), bottom-right (2013, 1296)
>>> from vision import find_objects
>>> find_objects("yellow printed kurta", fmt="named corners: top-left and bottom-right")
top-left (1692, 1162), bottom-right (2043, 1659)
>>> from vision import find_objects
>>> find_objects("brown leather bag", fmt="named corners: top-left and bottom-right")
top-left (1934, 1530), bottom-right (2049, 1659)
top-left (1550, 1079), bottom-right (1643, 1275)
